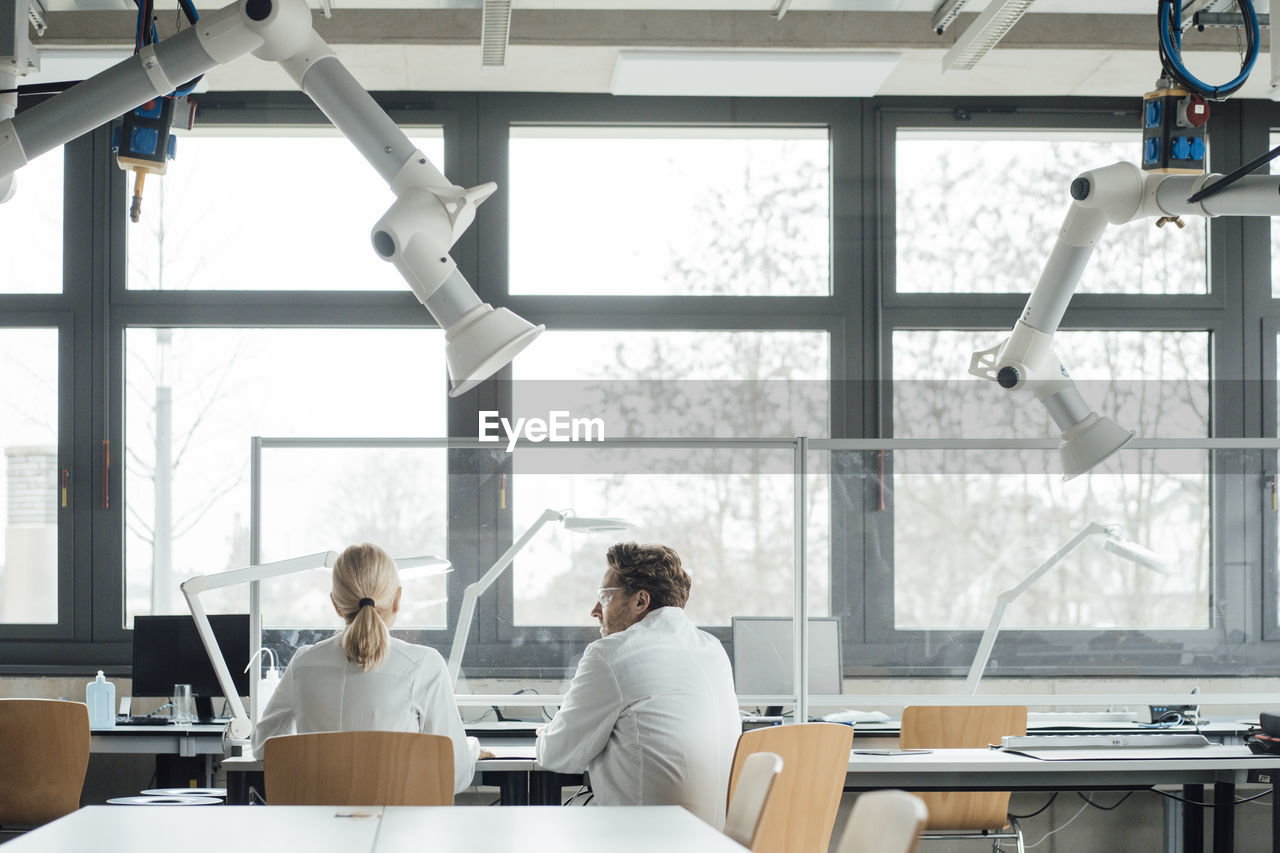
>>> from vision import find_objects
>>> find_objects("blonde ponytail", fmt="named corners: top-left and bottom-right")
top-left (331, 543), bottom-right (400, 671)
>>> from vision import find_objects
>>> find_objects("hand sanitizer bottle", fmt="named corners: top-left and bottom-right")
top-left (86, 670), bottom-right (116, 728)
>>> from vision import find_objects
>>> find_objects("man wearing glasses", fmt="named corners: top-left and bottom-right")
top-left (535, 542), bottom-right (739, 828)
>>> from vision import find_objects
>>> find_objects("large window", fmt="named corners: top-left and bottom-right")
top-left (0, 148), bottom-right (63, 295)
top-left (5, 94), bottom-right (1277, 684)
top-left (896, 132), bottom-right (1207, 295)
top-left (123, 327), bottom-right (446, 623)
top-left (0, 328), bottom-right (59, 624)
top-left (126, 129), bottom-right (444, 291)
top-left (508, 127), bottom-right (830, 296)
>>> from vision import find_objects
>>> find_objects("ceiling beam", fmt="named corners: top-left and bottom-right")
top-left (33, 9), bottom-right (1266, 52)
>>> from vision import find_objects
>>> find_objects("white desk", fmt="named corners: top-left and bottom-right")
top-left (4, 806), bottom-right (745, 853)
top-left (843, 746), bottom-right (1280, 853)
top-left (90, 724), bottom-right (225, 758)
top-left (90, 724), bottom-right (228, 788)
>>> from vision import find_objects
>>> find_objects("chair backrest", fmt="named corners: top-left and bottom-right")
top-left (263, 731), bottom-right (454, 806)
top-left (899, 705), bottom-right (1027, 831)
top-left (727, 723), bottom-right (854, 853)
top-left (723, 751), bottom-right (783, 850)
top-left (836, 790), bottom-right (929, 853)
top-left (0, 698), bottom-right (90, 828)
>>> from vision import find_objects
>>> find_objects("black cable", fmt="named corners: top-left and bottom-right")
top-left (1008, 792), bottom-right (1058, 819)
top-left (14, 81), bottom-right (82, 96)
top-left (1077, 791), bottom-right (1134, 810)
top-left (1150, 787), bottom-right (1273, 806)
top-left (1186, 140), bottom-right (1280, 204)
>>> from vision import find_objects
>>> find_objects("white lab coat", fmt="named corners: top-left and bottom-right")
top-left (536, 606), bottom-right (740, 828)
top-left (253, 633), bottom-right (478, 793)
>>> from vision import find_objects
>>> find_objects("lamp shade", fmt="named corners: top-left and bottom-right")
top-left (444, 304), bottom-right (544, 398)
top-left (562, 516), bottom-right (633, 533)
top-left (1103, 537), bottom-right (1170, 572)
top-left (1059, 412), bottom-right (1134, 481)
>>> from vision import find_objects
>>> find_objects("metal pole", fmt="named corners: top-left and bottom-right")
top-left (795, 436), bottom-right (808, 725)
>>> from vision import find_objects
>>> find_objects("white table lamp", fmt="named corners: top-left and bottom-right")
top-left (181, 551), bottom-right (450, 741)
top-left (964, 521), bottom-right (1170, 695)
top-left (448, 508), bottom-right (633, 682)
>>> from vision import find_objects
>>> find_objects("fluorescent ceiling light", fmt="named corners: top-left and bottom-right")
top-left (481, 0), bottom-right (512, 68)
top-left (942, 0), bottom-right (1037, 72)
top-left (611, 50), bottom-right (900, 98)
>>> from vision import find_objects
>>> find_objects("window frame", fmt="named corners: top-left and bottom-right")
top-left (4, 93), bottom-right (1279, 683)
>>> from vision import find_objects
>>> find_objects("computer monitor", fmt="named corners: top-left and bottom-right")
top-left (731, 617), bottom-right (843, 714)
top-left (132, 614), bottom-right (251, 721)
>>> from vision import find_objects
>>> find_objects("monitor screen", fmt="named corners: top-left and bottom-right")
top-left (131, 614), bottom-right (251, 702)
top-left (731, 616), bottom-right (843, 696)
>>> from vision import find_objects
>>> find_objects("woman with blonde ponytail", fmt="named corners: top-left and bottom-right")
top-left (252, 543), bottom-right (478, 793)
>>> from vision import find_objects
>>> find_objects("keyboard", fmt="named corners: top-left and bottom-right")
top-left (1000, 733), bottom-right (1210, 750)
top-left (114, 716), bottom-right (176, 726)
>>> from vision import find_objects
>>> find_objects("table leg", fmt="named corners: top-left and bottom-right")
top-left (1272, 774), bottom-right (1278, 853)
top-left (496, 771), bottom-right (529, 805)
top-left (224, 769), bottom-right (260, 805)
top-left (1212, 782), bottom-right (1234, 853)
top-left (1184, 784), bottom-right (1204, 853)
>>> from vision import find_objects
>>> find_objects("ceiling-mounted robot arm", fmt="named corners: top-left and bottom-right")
top-left (0, 0), bottom-right (541, 395)
top-left (970, 160), bottom-right (1280, 479)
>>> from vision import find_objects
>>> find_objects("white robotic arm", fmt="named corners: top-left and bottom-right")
top-left (0, 0), bottom-right (541, 395)
top-left (971, 160), bottom-right (1280, 478)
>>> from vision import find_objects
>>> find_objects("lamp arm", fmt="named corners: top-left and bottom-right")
top-left (275, 29), bottom-right (497, 331)
top-left (964, 522), bottom-right (1112, 694)
top-left (447, 508), bottom-right (562, 682)
top-left (179, 550), bottom-right (337, 741)
top-left (972, 160), bottom-right (1280, 407)
top-left (181, 584), bottom-right (253, 739)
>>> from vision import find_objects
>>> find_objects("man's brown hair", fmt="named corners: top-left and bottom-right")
top-left (606, 542), bottom-right (691, 609)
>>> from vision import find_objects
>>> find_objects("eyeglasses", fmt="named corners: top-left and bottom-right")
top-left (596, 587), bottom-right (622, 606)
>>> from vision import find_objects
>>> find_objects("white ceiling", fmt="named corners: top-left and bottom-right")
top-left (26, 0), bottom-right (1276, 97)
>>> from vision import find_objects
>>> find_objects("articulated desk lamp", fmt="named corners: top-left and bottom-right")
top-left (0, 0), bottom-right (542, 396)
top-left (447, 509), bottom-right (634, 682)
top-left (964, 521), bottom-right (1170, 694)
top-left (181, 551), bottom-right (450, 741)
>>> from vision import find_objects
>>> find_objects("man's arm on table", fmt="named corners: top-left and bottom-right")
top-left (535, 646), bottom-right (624, 773)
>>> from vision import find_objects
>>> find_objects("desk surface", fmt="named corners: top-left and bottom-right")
top-left (843, 745), bottom-right (1280, 790)
top-left (6, 806), bottom-right (744, 853)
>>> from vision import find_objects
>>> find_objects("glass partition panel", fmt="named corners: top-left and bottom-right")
top-left (123, 327), bottom-right (446, 623)
top-left (889, 447), bottom-right (1209, 632)
top-left (450, 441), bottom-right (808, 720)
top-left (811, 442), bottom-right (1274, 719)
top-left (895, 131), bottom-right (1207, 294)
top-left (126, 128), bottom-right (444, 291)
top-left (0, 328), bottom-right (59, 624)
top-left (256, 444), bottom-right (449, 633)
top-left (509, 127), bottom-right (830, 296)
top-left (893, 330), bottom-right (1210, 439)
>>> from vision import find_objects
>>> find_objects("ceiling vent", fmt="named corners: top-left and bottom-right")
top-left (481, 0), bottom-right (512, 68)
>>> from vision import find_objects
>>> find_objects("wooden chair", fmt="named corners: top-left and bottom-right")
top-left (723, 751), bottom-right (783, 850)
top-left (0, 698), bottom-right (90, 831)
top-left (900, 705), bottom-right (1028, 853)
top-left (835, 790), bottom-right (929, 853)
top-left (726, 723), bottom-right (854, 853)
top-left (263, 731), bottom-right (454, 805)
